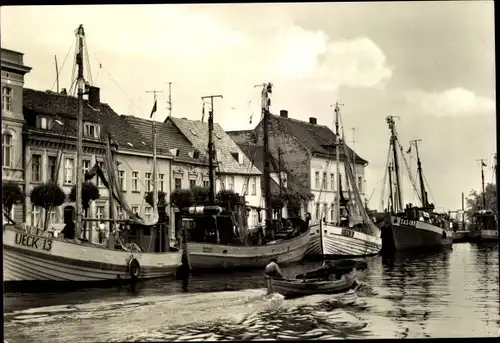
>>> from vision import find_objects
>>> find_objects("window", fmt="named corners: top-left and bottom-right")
top-left (322, 172), bottom-right (327, 190)
top-left (145, 172), bottom-right (152, 191)
top-left (315, 171), bottom-right (320, 189)
top-left (330, 173), bottom-right (335, 191)
top-left (189, 179), bottom-right (196, 189)
top-left (82, 159), bottom-right (90, 175)
top-left (227, 176), bottom-right (235, 191)
top-left (175, 177), bottom-right (182, 190)
top-left (315, 203), bottom-right (320, 221)
top-left (2, 133), bottom-right (13, 167)
top-left (357, 176), bottom-right (363, 193)
top-left (2, 87), bottom-right (12, 111)
top-left (250, 177), bottom-right (256, 195)
top-left (131, 206), bottom-right (139, 216)
top-left (48, 156), bottom-right (57, 182)
top-left (323, 203), bottom-right (327, 220)
top-left (118, 170), bottom-right (126, 191)
top-left (330, 203), bottom-right (335, 221)
top-left (39, 116), bottom-right (52, 130)
top-left (145, 206), bottom-right (152, 221)
top-left (32, 154), bottom-right (41, 182)
top-left (252, 210), bottom-right (258, 226)
top-left (242, 179), bottom-right (248, 195)
top-left (47, 209), bottom-right (57, 225)
top-left (132, 171), bottom-right (139, 191)
top-left (159, 173), bottom-right (165, 192)
top-left (116, 206), bottom-right (124, 219)
top-left (31, 205), bottom-right (41, 227)
top-left (203, 180), bottom-right (210, 188)
top-left (2, 205), bottom-right (14, 225)
top-left (96, 162), bottom-right (104, 187)
top-left (64, 158), bottom-right (74, 184)
top-left (96, 205), bottom-right (105, 221)
top-left (84, 122), bottom-right (100, 138)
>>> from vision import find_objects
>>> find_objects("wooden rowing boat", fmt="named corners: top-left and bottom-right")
top-left (267, 269), bottom-right (359, 299)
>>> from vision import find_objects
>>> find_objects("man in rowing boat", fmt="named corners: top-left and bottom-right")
top-left (264, 258), bottom-right (285, 295)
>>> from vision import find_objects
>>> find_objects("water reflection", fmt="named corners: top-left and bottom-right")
top-left (4, 244), bottom-right (499, 340)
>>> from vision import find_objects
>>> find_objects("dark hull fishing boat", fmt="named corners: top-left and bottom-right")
top-left (180, 83), bottom-right (312, 271)
top-left (380, 116), bottom-right (453, 252)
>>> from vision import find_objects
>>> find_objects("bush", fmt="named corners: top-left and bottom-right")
top-left (192, 186), bottom-right (210, 204)
top-left (216, 189), bottom-right (242, 208)
top-left (144, 190), bottom-right (168, 208)
top-left (170, 188), bottom-right (194, 210)
top-left (69, 181), bottom-right (100, 214)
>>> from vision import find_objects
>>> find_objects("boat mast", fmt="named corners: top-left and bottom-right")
top-left (386, 116), bottom-right (403, 212)
top-left (410, 139), bottom-right (427, 207)
top-left (334, 102), bottom-right (342, 225)
top-left (478, 158), bottom-right (487, 210)
top-left (257, 83), bottom-right (273, 229)
top-left (201, 94), bottom-right (223, 205)
top-left (388, 163), bottom-right (394, 213)
top-left (75, 24), bottom-right (85, 239)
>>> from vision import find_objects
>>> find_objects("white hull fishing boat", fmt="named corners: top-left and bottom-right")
top-left (380, 116), bottom-right (453, 251)
top-left (310, 103), bottom-right (382, 258)
top-left (3, 25), bottom-right (182, 287)
top-left (181, 83), bottom-right (312, 271)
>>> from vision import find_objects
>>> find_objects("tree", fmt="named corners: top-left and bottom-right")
top-left (2, 182), bottom-right (24, 223)
top-left (216, 189), bottom-right (242, 208)
top-left (144, 190), bottom-right (168, 208)
top-left (69, 182), bottom-right (100, 236)
top-left (270, 193), bottom-right (285, 210)
top-left (170, 188), bottom-right (194, 210)
top-left (30, 182), bottom-right (66, 230)
top-left (466, 183), bottom-right (497, 214)
top-left (191, 186), bottom-right (210, 204)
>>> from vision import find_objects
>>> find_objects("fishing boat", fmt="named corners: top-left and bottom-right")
top-left (267, 268), bottom-right (359, 299)
top-left (468, 157), bottom-right (498, 243)
top-left (3, 25), bottom-right (183, 287)
top-left (314, 103), bottom-right (382, 257)
top-left (179, 83), bottom-right (312, 271)
top-left (380, 116), bottom-right (453, 251)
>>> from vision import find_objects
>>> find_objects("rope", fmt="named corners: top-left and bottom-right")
top-left (50, 40), bottom-right (75, 92)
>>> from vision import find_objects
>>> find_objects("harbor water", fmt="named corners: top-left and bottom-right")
top-left (4, 242), bottom-right (499, 342)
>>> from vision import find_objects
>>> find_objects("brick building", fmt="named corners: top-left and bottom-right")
top-left (228, 109), bottom-right (368, 226)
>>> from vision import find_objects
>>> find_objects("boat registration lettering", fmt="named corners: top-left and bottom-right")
top-left (14, 232), bottom-right (53, 252)
top-left (341, 229), bottom-right (355, 238)
top-left (202, 246), bottom-right (213, 253)
top-left (399, 218), bottom-right (417, 227)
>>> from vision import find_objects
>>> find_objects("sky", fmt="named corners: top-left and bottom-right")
top-left (1, 2), bottom-right (496, 212)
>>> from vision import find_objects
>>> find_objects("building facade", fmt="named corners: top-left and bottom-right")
top-left (22, 87), bottom-right (173, 241)
top-left (228, 109), bottom-right (368, 226)
top-left (1, 48), bottom-right (32, 224)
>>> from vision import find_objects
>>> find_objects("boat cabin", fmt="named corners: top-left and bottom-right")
top-left (469, 210), bottom-right (498, 233)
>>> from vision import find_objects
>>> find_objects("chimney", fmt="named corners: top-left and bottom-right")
top-left (88, 86), bottom-right (100, 107)
top-left (280, 110), bottom-right (288, 118)
top-left (309, 117), bottom-right (317, 125)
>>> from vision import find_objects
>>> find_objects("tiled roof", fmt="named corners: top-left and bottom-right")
top-left (122, 115), bottom-right (208, 165)
top-left (23, 88), bottom-right (157, 155)
top-left (269, 114), bottom-right (368, 164)
top-left (168, 117), bottom-right (261, 175)
top-left (237, 143), bottom-right (310, 196)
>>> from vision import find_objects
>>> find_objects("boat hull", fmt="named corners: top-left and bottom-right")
top-left (305, 223), bottom-right (322, 257)
top-left (269, 269), bottom-right (359, 299)
top-left (382, 216), bottom-right (453, 251)
top-left (187, 226), bottom-right (312, 270)
top-left (452, 230), bottom-right (470, 243)
top-left (470, 229), bottom-right (499, 242)
top-left (3, 226), bottom-right (183, 284)
top-left (321, 223), bottom-right (382, 257)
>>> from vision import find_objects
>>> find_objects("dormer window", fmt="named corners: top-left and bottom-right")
top-left (84, 122), bottom-right (100, 138)
top-left (231, 152), bottom-right (243, 164)
top-left (215, 133), bottom-right (222, 139)
top-left (38, 116), bottom-right (53, 130)
top-left (193, 150), bottom-right (200, 159)
top-left (127, 142), bottom-right (134, 147)
top-left (170, 148), bottom-right (180, 157)
top-left (190, 129), bottom-right (198, 136)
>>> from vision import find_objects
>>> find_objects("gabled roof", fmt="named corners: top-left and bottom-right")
top-left (269, 114), bottom-right (368, 164)
top-left (237, 143), bottom-right (310, 196)
top-left (168, 117), bottom-right (261, 175)
top-left (122, 115), bottom-right (208, 165)
top-left (23, 88), bottom-right (158, 155)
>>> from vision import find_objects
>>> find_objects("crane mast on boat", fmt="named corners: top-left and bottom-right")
top-left (75, 24), bottom-right (85, 239)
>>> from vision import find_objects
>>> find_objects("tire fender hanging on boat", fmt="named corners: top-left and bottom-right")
top-left (128, 256), bottom-right (141, 279)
